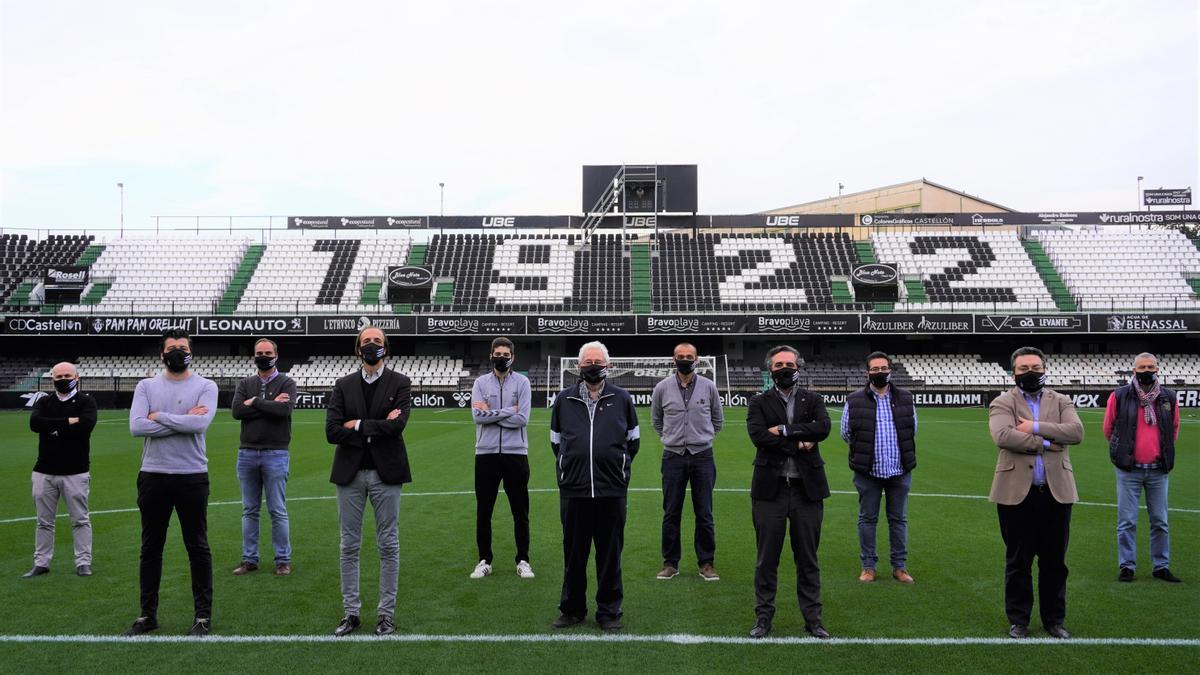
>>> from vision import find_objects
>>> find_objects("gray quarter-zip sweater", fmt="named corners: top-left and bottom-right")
top-left (650, 373), bottom-right (724, 454)
top-left (471, 370), bottom-right (531, 454)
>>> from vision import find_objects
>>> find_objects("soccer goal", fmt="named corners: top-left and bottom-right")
top-left (547, 354), bottom-right (729, 406)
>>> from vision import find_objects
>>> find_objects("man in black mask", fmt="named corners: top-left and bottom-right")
top-left (326, 327), bottom-right (412, 637)
top-left (468, 337), bottom-right (533, 580)
top-left (26, 362), bottom-right (98, 578)
top-left (745, 345), bottom-right (831, 639)
top-left (230, 338), bottom-right (297, 577)
top-left (988, 346), bottom-right (1083, 640)
top-left (650, 342), bottom-right (724, 582)
top-left (549, 340), bottom-right (640, 632)
top-left (840, 351), bottom-right (917, 585)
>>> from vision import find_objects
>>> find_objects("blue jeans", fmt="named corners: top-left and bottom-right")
top-left (853, 471), bottom-right (911, 571)
top-left (660, 449), bottom-right (717, 567)
top-left (237, 449), bottom-right (291, 565)
top-left (1116, 467), bottom-right (1170, 571)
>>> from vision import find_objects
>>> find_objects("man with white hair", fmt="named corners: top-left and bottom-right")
top-left (1104, 352), bottom-right (1181, 584)
top-left (549, 341), bottom-right (640, 632)
top-left (25, 362), bottom-right (98, 578)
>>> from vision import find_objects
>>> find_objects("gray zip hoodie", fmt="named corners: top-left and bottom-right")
top-left (471, 370), bottom-right (531, 454)
top-left (650, 373), bottom-right (724, 453)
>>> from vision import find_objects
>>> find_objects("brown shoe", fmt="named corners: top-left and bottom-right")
top-left (232, 562), bottom-right (258, 576)
top-left (859, 568), bottom-right (876, 582)
top-left (275, 563), bottom-right (292, 576)
top-left (698, 564), bottom-right (720, 581)
top-left (893, 568), bottom-right (915, 584)
top-left (656, 565), bottom-right (679, 580)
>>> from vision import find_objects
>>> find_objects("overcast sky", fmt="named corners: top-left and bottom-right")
top-left (2, 1), bottom-right (1197, 231)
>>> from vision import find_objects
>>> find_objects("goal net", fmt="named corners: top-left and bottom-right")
top-left (549, 355), bottom-right (728, 405)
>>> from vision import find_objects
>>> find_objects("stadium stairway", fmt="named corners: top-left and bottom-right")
top-left (630, 243), bottom-right (651, 314)
top-left (1021, 239), bottom-right (1078, 311)
top-left (903, 279), bottom-right (928, 303)
top-left (360, 280), bottom-right (383, 306)
top-left (433, 280), bottom-right (454, 305)
top-left (80, 280), bottom-right (112, 305)
top-left (75, 243), bottom-right (105, 266)
top-left (218, 244), bottom-right (265, 314)
top-left (5, 281), bottom-right (36, 307)
top-left (407, 244), bottom-right (428, 265)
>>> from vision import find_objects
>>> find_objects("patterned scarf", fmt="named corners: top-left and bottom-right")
top-left (1136, 378), bottom-right (1162, 426)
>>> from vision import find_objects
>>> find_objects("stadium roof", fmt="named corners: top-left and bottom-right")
top-left (764, 178), bottom-right (1017, 214)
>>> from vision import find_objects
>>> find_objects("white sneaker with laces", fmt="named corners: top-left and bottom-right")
top-left (516, 560), bottom-right (535, 579)
top-left (470, 560), bottom-right (492, 579)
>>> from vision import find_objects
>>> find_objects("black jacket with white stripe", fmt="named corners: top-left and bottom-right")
top-left (550, 382), bottom-right (640, 499)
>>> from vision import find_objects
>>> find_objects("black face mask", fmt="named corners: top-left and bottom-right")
top-left (254, 355), bottom-right (277, 372)
top-left (53, 378), bottom-right (78, 394)
top-left (869, 372), bottom-right (891, 389)
top-left (580, 364), bottom-right (608, 384)
top-left (675, 359), bottom-right (696, 375)
top-left (360, 343), bottom-right (385, 366)
top-left (1135, 371), bottom-right (1157, 386)
top-left (163, 349), bottom-right (191, 373)
top-left (1014, 371), bottom-right (1046, 393)
top-left (771, 367), bottom-right (799, 389)
top-left (492, 356), bottom-right (513, 372)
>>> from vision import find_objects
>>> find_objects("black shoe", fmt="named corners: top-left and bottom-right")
top-left (333, 614), bottom-right (361, 637)
top-left (375, 616), bottom-right (395, 636)
top-left (76, 565), bottom-right (92, 577)
top-left (1044, 624), bottom-right (1071, 639)
top-left (22, 566), bottom-right (49, 578)
top-left (749, 620), bottom-right (772, 639)
top-left (1153, 568), bottom-right (1182, 583)
top-left (1008, 624), bottom-right (1028, 639)
top-left (125, 617), bottom-right (159, 636)
top-left (189, 618), bottom-right (211, 637)
top-left (1118, 567), bottom-right (1135, 582)
top-left (550, 614), bottom-right (585, 629)
top-left (806, 624), bottom-right (831, 639)
top-left (598, 618), bottom-right (622, 632)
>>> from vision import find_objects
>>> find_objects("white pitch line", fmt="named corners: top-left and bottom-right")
top-left (0, 633), bottom-right (1196, 646)
top-left (1, 487), bottom-right (1196, 525)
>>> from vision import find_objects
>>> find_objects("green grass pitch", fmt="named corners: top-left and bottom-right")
top-left (0, 405), bottom-right (1196, 672)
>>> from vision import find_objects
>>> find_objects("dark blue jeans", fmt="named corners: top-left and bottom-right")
top-left (661, 449), bottom-right (716, 567)
top-left (853, 471), bottom-right (911, 571)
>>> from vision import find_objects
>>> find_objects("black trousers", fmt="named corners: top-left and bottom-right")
top-left (137, 471), bottom-right (213, 620)
top-left (661, 450), bottom-right (717, 568)
top-left (997, 486), bottom-right (1072, 627)
top-left (474, 453), bottom-right (531, 564)
top-left (752, 480), bottom-right (823, 627)
top-left (559, 496), bottom-right (625, 622)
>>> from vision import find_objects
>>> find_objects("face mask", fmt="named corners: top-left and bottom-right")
top-left (771, 367), bottom-right (799, 389)
top-left (1135, 371), bottom-right (1157, 386)
top-left (163, 349), bottom-right (191, 373)
top-left (675, 359), bottom-right (695, 375)
top-left (869, 372), bottom-right (890, 389)
top-left (53, 378), bottom-right (77, 394)
top-left (254, 355), bottom-right (277, 372)
top-left (580, 364), bottom-right (608, 384)
top-left (492, 356), bottom-right (513, 372)
top-left (360, 343), bottom-right (385, 366)
top-left (1014, 371), bottom-right (1045, 393)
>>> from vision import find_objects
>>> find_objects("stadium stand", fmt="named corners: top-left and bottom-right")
top-left (238, 235), bottom-right (411, 314)
top-left (1033, 229), bottom-right (1200, 311)
top-left (0, 356), bottom-right (50, 391)
top-left (892, 354), bottom-right (1012, 387)
top-left (1, 233), bottom-right (94, 311)
top-left (653, 232), bottom-right (869, 311)
top-left (60, 237), bottom-right (247, 314)
top-left (871, 232), bottom-right (1056, 311)
top-left (420, 233), bottom-right (630, 313)
top-left (285, 355), bottom-right (469, 389)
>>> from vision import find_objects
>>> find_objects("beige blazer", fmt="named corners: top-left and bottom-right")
top-left (988, 387), bottom-right (1083, 505)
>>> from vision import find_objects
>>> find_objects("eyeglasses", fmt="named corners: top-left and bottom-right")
top-left (868, 367), bottom-right (891, 373)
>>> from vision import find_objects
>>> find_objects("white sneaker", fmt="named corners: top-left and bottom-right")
top-left (470, 560), bottom-right (492, 579)
top-left (516, 560), bottom-right (535, 579)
